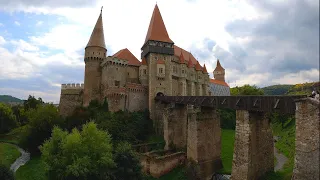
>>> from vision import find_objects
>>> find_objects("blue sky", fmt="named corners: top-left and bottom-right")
top-left (0, 0), bottom-right (319, 103)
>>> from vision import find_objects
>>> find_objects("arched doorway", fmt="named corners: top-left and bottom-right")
top-left (156, 92), bottom-right (164, 96)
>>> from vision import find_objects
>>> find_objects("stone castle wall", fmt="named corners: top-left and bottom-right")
top-left (59, 84), bottom-right (84, 117)
top-left (292, 98), bottom-right (319, 180)
top-left (140, 150), bottom-right (186, 178)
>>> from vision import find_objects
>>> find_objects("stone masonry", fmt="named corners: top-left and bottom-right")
top-left (187, 106), bottom-right (223, 180)
top-left (163, 103), bottom-right (188, 150)
top-left (292, 98), bottom-right (320, 180)
top-left (231, 110), bottom-right (274, 180)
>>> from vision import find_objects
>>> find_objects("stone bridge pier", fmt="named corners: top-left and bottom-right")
top-left (163, 103), bottom-right (188, 150)
top-left (292, 98), bottom-right (319, 180)
top-left (162, 102), bottom-right (223, 179)
top-left (231, 110), bottom-right (274, 180)
top-left (187, 106), bottom-right (223, 180)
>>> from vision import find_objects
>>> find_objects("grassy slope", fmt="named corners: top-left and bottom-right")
top-left (0, 125), bottom-right (28, 144)
top-left (15, 156), bottom-right (47, 180)
top-left (263, 118), bottom-right (295, 180)
top-left (0, 143), bottom-right (21, 167)
top-left (218, 129), bottom-right (235, 174)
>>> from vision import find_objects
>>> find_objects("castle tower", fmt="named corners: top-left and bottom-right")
top-left (213, 59), bottom-right (225, 82)
top-left (141, 4), bottom-right (174, 129)
top-left (83, 8), bottom-right (107, 106)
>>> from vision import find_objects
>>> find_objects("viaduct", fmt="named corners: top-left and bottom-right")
top-left (154, 95), bottom-right (319, 180)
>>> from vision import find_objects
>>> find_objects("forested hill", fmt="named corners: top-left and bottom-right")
top-left (0, 95), bottom-right (23, 103)
top-left (262, 81), bottom-right (319, 95)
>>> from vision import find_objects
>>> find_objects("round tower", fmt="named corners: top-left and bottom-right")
top-left (213, 59), bottom-right (225, 82)
top-left (83, 9), bottom-right (107, 106)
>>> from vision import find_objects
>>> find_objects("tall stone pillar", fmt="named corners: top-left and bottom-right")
top-left (163, 103), bottom-right (188, 150)
top-left (292, 98), bottom-right (319, 180)
top-left (187, 106), bottom-right (223, 179)
top-left (231, 110), bottom-right (274, 180)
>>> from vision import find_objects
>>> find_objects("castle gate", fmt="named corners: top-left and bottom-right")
top-left (155, 95), bottom-right (318, 180)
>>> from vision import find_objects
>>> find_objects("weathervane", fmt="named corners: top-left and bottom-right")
top-left (101, 6), bottom-right (103, 13)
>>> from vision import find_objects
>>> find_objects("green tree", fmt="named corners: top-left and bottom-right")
top-left (0, 103), bottom-right (18, 134)
top-left (23, 95), bottom-right (44, 110)
top-left (40, 122), bottom-right (115, 180)
top-left (230, 84), bottom-right (264, 95)
top-left (11, 105), bottom-right (28, 125)
top-left (113, 142), bottom-right (143, 180)
top-left (220, 84), bottom-right (264, 129)
top-left (20, 104), bottom-right (62, 154)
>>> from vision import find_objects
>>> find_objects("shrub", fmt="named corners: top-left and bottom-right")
top-left (113, 142), bottom-right (143, 180)
top-left (0, 103), bottom-right (18, 134)
top-left (0, 164), bottom-right (14, 180)
top-left (20, 104), bottom-right (63, 154)
top-left (40, 122), bottom-right (115, 180)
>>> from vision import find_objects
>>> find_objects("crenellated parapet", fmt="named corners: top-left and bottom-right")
top-left (61, 83), bottom-right (84, 89)
top-left (101, 56), bottom-right (129, 67)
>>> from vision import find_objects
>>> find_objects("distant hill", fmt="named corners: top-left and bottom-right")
top-left (262, 81), bottom-right (319, 95)
top-left (0, 95), bottom-right (24, 104)
top-left (262, 85), bottom-right (294, 95)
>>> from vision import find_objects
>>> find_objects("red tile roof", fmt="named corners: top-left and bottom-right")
top-left (113, 48), bottom-right (141, 66)
top-left (210, 79), bottom-right (229, 87)
top-left (214, 59), bottom-right (225, 71)
top-left (144, 4), bottom-right (173, 43)
top-left (179, 52), bottom-right (185, 64)
top-left (195, 61), bottom-right (202, 71)
top-left (187, 57), bottom-right (193, 68)
top-left (174, 45), bottom-right (198, 65)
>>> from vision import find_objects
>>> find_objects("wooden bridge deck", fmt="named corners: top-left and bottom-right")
top-left (155, 95), bottom-right (307, 114)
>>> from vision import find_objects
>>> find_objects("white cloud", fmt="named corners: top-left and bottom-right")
top-left (0, 36), bottom-right (5, 44)
top-left (10, 39), bottom-right (39, 51)
top-left (272, 69), bottom-right (320, 85)
top-left (36, 21), bottom-right (43, 26)
top-left (14, 21), bottom-right (20, 26)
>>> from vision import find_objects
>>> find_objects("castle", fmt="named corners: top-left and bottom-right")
top-left (59, 4), bottom-right (230, 119)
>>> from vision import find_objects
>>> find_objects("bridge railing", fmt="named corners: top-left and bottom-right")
top-left (155, 95), bottom-right (307, 114)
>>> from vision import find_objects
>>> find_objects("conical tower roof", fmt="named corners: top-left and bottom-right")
top-left (195, 61), bottom-right (202, 71)
top-left (144, 4), bottom-right (173, 43)
top-left (86, 9), bottom-right (106, 49)
top-left (203, 64), bottom-right (208, 73)
top-left (214, 59), bottom-right (225, 71)
top-left (179, 52), bottom-right (185, 64)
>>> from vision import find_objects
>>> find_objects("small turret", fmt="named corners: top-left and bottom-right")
top-left (213, 59), bottom-right (225, 82)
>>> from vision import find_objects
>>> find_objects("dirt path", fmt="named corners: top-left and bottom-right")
top-left (5, 143), bottom-right (30, 172)
top-left (274, 143), bottom-right (288, 171)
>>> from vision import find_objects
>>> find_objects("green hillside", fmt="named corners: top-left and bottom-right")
top-left (0, 95), bottom-right (23, 103)
top-left (262, 81), bottom-right (319, 95)
top-left (262, 85), bottom-right (294, 95)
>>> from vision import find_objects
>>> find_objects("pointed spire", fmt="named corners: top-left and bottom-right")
top-left (195, 61), bottom-right (202, 71)
top-left (141, 57), bottom-right (147, 65)
top-left (179, 52), bottom-right (185, 64)
top-left (214, 59), bottom-right (225, 71)
top-left (144, 4), bottom-right (173, 43)
top-left (203, 64), bottom-right (208, 73)
top-left (86, 8), bottom-right (106, 49)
